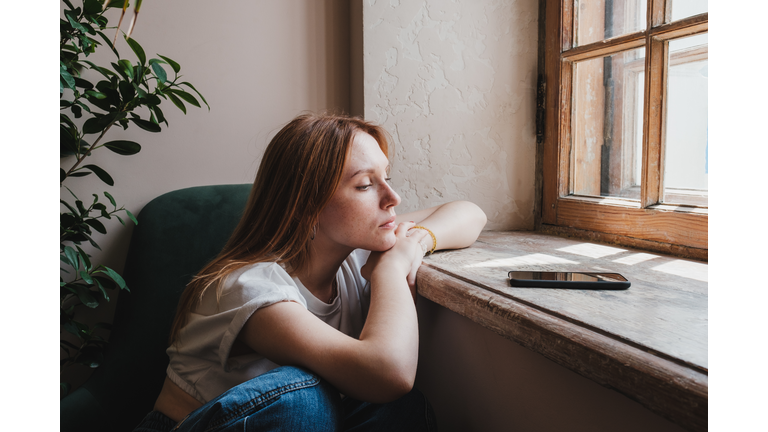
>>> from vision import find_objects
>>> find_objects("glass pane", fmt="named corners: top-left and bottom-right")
top-left (662, 33), bottom-right (708, 206)
top-left (571, 47), bottom-right (646, 199)
top-left (670, 0), bottom-right (708, 22)
top-left (575, 0), bottom-right (647, 47)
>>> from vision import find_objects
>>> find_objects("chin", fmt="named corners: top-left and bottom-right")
top-left (366, 234), bottom-right (397, 252)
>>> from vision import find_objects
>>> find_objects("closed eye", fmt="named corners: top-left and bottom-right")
top-left (356, 184), bottom-right (373, 191)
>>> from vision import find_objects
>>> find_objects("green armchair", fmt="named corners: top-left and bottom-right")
top-left (60, 184), bottom-right (252, 432)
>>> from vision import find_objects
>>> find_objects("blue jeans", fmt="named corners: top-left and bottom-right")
top-left (133, 366), bottom-right (437, 432)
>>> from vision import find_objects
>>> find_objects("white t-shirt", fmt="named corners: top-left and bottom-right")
top-left (166, 249), bottom-right (372, 404)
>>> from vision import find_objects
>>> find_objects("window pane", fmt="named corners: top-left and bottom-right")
top-left (662, 33), bottom-right (708, 206)
top-left (669, 0), bottom-right (708, 22)
top-left (571, 47), bottom-right (646, 199)
top-left (574, 0), bottom-right (647, 47)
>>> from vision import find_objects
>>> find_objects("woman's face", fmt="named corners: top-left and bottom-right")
top-left (317, 132), bottom-right (401, 253)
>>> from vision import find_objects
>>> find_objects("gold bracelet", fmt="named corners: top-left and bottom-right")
top-left (411, 225), bottom-right (437, 255)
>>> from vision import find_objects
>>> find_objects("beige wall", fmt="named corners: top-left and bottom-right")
top-left (61, 0), bottom-right (358, 388)
top-left (416, 299), bottom-right (686, 432)
top-left (62, 0), bottom-right (357, 274)
top-left (363, 0), bottom-right (539, 230)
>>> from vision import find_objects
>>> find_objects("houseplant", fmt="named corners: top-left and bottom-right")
top-left (60, 0), bottom-right (208, 395)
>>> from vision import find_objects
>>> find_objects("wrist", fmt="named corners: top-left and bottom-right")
top-left (409, 226), bottom-right (436, 255)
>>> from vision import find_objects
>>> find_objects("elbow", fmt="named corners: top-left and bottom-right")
top-left (457, 200), bottom-right (487, 235)
top-left (474, 203), bottom-right (488, 231)
top-left (363, 353), bottom-right (417, 403)
top-left (370, 367), bottom-right (415, 403)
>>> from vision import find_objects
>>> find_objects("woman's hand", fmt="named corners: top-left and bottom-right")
top-left (361, 222), bottom-right (427, 294)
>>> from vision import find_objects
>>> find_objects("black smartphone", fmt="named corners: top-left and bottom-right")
top-left (508, 271), bottom-right (630, 290)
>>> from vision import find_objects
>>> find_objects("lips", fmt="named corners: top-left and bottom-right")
top-left (379, 216), bottom-right (396, 229)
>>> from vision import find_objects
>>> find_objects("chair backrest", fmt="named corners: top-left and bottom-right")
top-left (60, 184), bottom-right (252, 432)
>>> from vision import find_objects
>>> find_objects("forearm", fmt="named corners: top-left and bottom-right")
top-left (411, 201), bottom-right (487, 252)
top-left (354, 269), bottom-right (420, 398)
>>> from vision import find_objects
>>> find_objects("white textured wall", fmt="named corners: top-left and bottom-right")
top-left (363, 0), bottom-right (539, 230)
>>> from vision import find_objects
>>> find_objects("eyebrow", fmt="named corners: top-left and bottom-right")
top-left (349, 165), bottom-right (390, 179)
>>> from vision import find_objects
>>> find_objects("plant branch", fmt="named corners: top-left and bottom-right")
top-left (64, 122), bottom-right (115, 179)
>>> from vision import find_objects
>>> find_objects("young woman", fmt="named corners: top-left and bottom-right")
top-left (134, 113), bottom-right (487, 432)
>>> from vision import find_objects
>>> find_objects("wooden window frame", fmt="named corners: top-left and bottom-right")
top-left (539, 0), bottom-right (708, 260)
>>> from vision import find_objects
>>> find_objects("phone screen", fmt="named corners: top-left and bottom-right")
top-left (508, 271), bottom-right (628, 282)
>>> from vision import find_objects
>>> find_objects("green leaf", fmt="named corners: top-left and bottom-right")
top-left (76, 246), bottom-right (92, 271)
top-left (73, 77), bottom-right (94, 90)
top-left (82, 165), bottom-right (114, 186)
top-left (82, 112), bottom-right (126, 134)
top-left (144, 93), bottom-right (162, 106)
top-left (75, 101), bottom-right (92, 114)
top-left (84, 218), bottom-right (107, 235)
top-left (99, 266), bottom-right (127, 290)
top-left (152, 105), bottom-right (167, 125)
top-left (60, 199), bottom-right (79, 216)
top-left (79, 271), bottom-right (94, 285)
top-left (117, 59), bottom-right (134, 80)
top-left (166, 92), bottom-right (186, 114)
top-left (82, 118), bottom-right (102, 135)
top-left (83, 0), bottom-right (102, 15)
top-left (129, 117), bottom-right (161, 132)
top-left (170, 89), bottom-right (200, 108)
top-left (84, 90), bottom-right (107, 99)
top-left (93, 276), bottom-right (116, 291)
top-left (125, 209), bottom-right (138, 225)
top-left (75, 200), bottom-right (87, 216)
top-left (76, 286), bottom-right (99, 308)
top-left (106, 0), bottom-right (128, 9)
top-left (180, 81), bottom-right (210, 110)
top-left (93, 278), bottom-right (110, 302)
top-left (125, 38), bottom-right (146, 65)
top-left (80, 21), bottom-right (97, 35)
top-left (60, 69), bottom-right (76, 91)
top-left (82, 60), bottom-right (115, 79)
top-left (95, 31), bottom-right (120, 58)
top-left (104, 191), bottom-right (117, 207)
top-left (66, 13), bottom-right (89, 34)
top-left (149, 59), bottom-right (167, 84)
top-left (64, 246), bottom-right (80, 270)
top-left (86, 234), bottom-right (102, 251)
top-left (60, 168), bottom-right (66, 183)
top-left (157, 54), bottom-right (180, 74)
top-left (119, 80), bottom-right (135, 102)
top-left (103, 140), bottom-right (141, 155)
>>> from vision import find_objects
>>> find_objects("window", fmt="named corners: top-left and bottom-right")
top-left (540, 0), bottom-right (708, 258)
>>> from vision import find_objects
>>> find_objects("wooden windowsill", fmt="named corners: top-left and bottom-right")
top-left (416, 231), bottom-right (707, 432)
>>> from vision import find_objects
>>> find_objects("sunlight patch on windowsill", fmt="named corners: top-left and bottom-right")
top-left (652, 260), bottom-right (708, 282)
top-left (465, 253), bottom-right (579, 268)
top-left (557, 243), bottom-right (627, 258)
top-left (612, 252), bottom-right (661, 265)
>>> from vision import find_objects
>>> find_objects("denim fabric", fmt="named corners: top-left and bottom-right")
top-left (133, 411), bottom-right (178, 432)
top-left (132, 366), bottom-right (436, 432)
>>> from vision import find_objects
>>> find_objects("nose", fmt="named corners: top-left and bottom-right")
top-left (381, 181), bottom-right (401, 209)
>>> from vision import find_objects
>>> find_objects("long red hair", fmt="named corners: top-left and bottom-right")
top-left (169, 113), bottom-right (390, 344)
